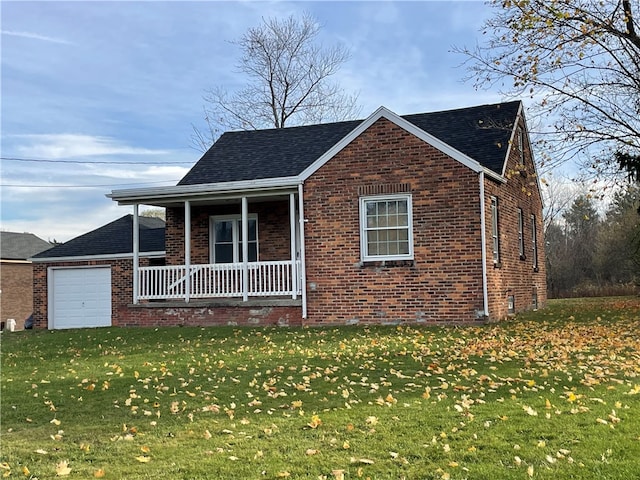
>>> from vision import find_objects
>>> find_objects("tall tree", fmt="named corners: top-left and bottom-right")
top-left (455, 0), bottom-right (640, 173)
top-left (192, 13), bottom-right (360, 151)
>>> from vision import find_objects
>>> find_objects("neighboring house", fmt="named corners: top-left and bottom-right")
top-left (1, 232), bottom-right (51, 330)
top-left (32, 101), bottom-right (546, 329)
top-left (31, 215), bottom-right (165, 330)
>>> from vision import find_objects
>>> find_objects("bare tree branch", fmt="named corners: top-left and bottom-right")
top-left (453, 0), bottom-right (640, 177)
top-left (191, 12), bottom-right (360, 151)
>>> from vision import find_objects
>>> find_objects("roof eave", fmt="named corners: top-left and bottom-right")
top-left (31, 251), bottom-right (166, 263)
top-left (107, 176), bottom-right (302, 205)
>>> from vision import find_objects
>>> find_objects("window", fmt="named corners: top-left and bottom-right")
top-left (360, 194), bottom-right (413, 261)
top-left (210, 215), bottom-right (258, 263)
top-left (490, 197), bottom-right (500, 265)
top-left (517, 208), bottom-right (525, 259)
top-left (531, 214), bottom-right (538, 270)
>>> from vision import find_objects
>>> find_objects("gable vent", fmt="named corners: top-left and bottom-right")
top-left (358, 183), bottom-right (411, 196)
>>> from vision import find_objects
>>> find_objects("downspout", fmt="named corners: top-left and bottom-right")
top-left (297, 183), bottom-right (307, 319)
top-left (133, 204), bottom-right (140, 305)
top-left (479, 171), bottom-right (489, 318)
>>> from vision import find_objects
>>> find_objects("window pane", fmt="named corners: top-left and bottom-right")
top-left (388, 242), bottom-right (399, 255)
top-left (240, 243), bottom-right (258, 262)
top-left (215, 244), bottom-right (233, 263)
top-left (399, 242), bottom-right (409, 254)
top-left (398, 201), bottom-right (407, 214)
top-left (398, 213), bottom-right (408, 227)
top-left (388, 201), bottom-right (397, 215)
top-left (215, 221), bottom-right (233, 242)
top-left (398, 229), bottom-right (408, 241)
top-left (367, 215), bottom-right (377, 228)
top-left (378, 212), bottom-right (388, 227)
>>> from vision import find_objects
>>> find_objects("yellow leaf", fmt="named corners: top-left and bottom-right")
top-left (332, 470), bottom-right (345, 480)
top-left (22, 466), bottom-right (30, 476)
top-left (307, 414), bottom-right (322, 429)
top-left (135, 456), bottom-right (151, 463)
top-left (56, 460), bottom-right (72, 476)
top-left (276, 472), bottom-right (290, 478)
top-left (94, 468), bottom-right (106, 478)
top-left (306, 449), bottom-right (320, 456)
top-left (0, 464), bottom-right (9, 471)
top-left (342, 441), bottom-right (350, 449)
top-left (204, 429), bottom-right (212, 440)
top-left (140, 446), bottom-right (151, 453)
top-left (50, 418), bottom-right (61, 426)
top-left (527, 465), bottom-right (534, 477)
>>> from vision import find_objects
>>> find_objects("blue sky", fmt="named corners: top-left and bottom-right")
top-left (1, 0), bottom-right (506, 242)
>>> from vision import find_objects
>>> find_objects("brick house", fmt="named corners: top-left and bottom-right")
top-left (1, 232), bottom-right (51, 330)
top-left (33, 101), bottom-right (546, 329)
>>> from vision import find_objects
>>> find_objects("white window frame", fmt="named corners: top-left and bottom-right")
top-left (209, 214), bottom-right (259, 263)
top-left (517, 208), bottom-right (525, 259)
top-left (359, 194), bottom-right (414, 262)
top-left (490, 196), bottom-right (500, 265)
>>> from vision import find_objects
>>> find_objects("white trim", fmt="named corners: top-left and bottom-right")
top-left (298, 183), bottom-right (307, 319)
top-left (479, 172), bottom-right (489, 317)
top-left (359, 193), bottom-right (414, 262)
top-left (32, 251), bottom-right (165, 263)
top-left (108, 177), bottom-right (301, 204)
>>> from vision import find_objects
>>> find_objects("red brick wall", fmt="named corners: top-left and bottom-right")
top-left (483, 119), bottom-right (547, 319)
top-left (1, 262), bottom-right (34, 329)
top-left (303, 117), bottom-right (486, 325)
top-left (115, 304), bottom-right (302, 327)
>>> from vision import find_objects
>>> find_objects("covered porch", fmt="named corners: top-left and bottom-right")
top-left (109, 180), bottom-right (308, 317)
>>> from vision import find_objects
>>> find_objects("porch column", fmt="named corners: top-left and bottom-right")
top-left (184, 200), bottom-right (191, 303)
top-left (241, 196), bottom-right (249, 302)
top-left (132, 204), bottom-right (140, 304)
top-left (298, 184), bottom-right (307, 319)
top-left (289, 192), bottom-right (297, 299)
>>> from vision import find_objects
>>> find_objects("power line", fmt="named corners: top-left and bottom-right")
top-left (0, 156), bottom-right (194, 165)
top-left (1, 180), bottom-right (180, 188)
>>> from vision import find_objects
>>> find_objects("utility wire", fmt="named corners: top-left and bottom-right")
top-left (1, 180), bottom-right (180, 188)
top-left (1, 156), bottom-right (194, 165)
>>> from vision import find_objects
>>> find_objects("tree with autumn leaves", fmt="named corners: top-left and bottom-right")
top-left (457, 0), bottom-right (640, 175)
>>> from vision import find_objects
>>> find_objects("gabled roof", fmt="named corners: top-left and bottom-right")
top-left (1, 232), bottom-right (52, 260)
top-left (179, 101), bottom-right (521, 186)
top-left (33, 215), bottom-right (165, 260)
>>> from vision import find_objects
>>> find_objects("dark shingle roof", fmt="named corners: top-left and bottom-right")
top-left (178, 101), bottom-right (520, 185)
top-left (33, 215), bottom-right (165, 259)
top-left (1, 232), bottom-right (52, 260)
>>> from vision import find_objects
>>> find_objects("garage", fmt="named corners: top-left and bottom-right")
top-left (49, 267), bottom-right (112, 329)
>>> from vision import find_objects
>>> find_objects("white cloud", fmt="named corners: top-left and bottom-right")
top-left (1, 29), bottom-right (72, 45)
top-left (14, 134), bottom-right (171, 159)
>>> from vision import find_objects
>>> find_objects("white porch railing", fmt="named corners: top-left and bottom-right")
top-left (138, 261), bottom-right (301, 301)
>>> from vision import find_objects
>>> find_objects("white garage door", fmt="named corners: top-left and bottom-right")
top-left (50, 267), bottom-right (112, 329)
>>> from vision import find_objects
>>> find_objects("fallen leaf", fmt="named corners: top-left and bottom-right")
top-left (56, 460), bottom-right (72, 476)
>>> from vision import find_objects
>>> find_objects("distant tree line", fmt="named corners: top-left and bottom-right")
top-left (546, 183), bottom-right (640, 298)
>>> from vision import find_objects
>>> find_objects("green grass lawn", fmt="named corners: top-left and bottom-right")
top-left (2, 297), bottom-right (640, 479)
